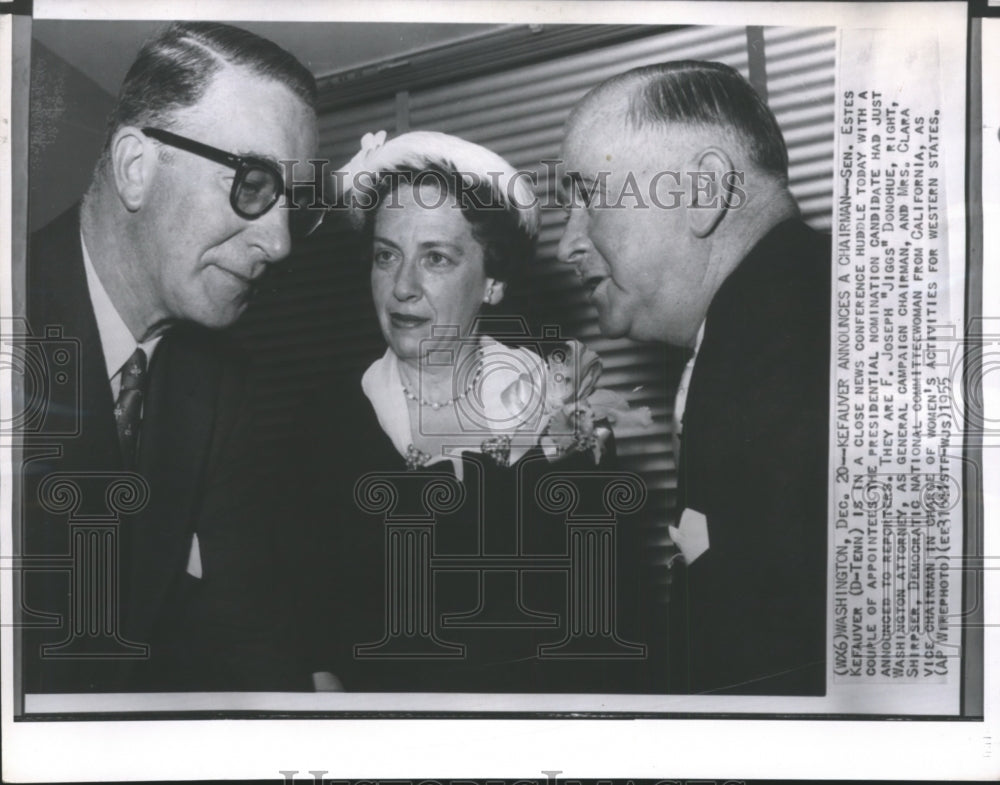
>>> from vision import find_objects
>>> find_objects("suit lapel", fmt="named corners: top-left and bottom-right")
top-left (25, 207), bottom-right (132, 690)
top-left (28, 206), bottom-right (122, 474)
top-left (126, 332), bottom-right (220, 643)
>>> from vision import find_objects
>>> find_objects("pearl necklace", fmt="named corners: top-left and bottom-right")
top-left (400, 356), bottom-right (483, 410)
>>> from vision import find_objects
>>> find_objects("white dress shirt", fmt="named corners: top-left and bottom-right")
top-left (671, 321), bottom-right (706, 439)
top-left (81, 235), bottom-right (205, 579)
top-left (80, 233), bottom-right (162, 396)
top-left (670, 321), bottom-right (709, 565)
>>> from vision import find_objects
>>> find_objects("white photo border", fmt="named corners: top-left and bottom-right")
top-left (1, 0), bottom-right (996, 781)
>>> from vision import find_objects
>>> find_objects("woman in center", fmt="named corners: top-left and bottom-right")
top-left (296, 132), bottom-right (648, 693)
top-left (362, 143), bottom-right (547, 473)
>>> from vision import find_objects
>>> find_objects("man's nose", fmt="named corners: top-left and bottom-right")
top-left (557, 206), bottom-right (593, 267)
top-left (393, 257), bottom-right (422, 300)
top-left (249, 204), bottom-right (293, 264)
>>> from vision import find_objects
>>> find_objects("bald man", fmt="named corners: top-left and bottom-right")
top-left (558, 61), bottom-right (830, 695)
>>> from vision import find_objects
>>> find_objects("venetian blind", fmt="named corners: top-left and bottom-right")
top-left (235, 24), bottom-right (836, 606)
top-left (406, 26), bottom-right (753, 600)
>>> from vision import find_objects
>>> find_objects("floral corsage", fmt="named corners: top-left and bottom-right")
top-left (500, 339), bottom-right (652, 463)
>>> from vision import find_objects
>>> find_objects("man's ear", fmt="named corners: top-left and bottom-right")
top-left (685, 146), bottom-right (736, 238)
top-left (483, 278), bottom-right (506, 306)
top-left (110, 127), bottom-right (156, 212)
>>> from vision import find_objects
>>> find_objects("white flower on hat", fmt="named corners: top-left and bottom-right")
top-left (331, 129), bottom-right (387, 213)
top-left (332, 129), bottom-right (540, 237)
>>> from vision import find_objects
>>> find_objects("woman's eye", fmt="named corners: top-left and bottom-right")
top-left (425, 251), bottom-right (453, 268)
top-left (373, 249), bottom-right (397, 268)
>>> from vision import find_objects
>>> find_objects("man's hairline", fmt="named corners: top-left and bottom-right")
top-left (97, 60), bottom-right (316, 173)
top-left (565, 109), bottom-right (756, 178)
top-left (566, 78), bottom-right (783, 182)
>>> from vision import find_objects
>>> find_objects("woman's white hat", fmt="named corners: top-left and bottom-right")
top-left (334, 130), bottom-right (540, 237)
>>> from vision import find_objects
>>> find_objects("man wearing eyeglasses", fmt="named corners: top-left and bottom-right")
top-left (23, 22), bottom-right (320, 693)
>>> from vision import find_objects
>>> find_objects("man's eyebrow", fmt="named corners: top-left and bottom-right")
top-left (237, 149), bottom-right (282, 168)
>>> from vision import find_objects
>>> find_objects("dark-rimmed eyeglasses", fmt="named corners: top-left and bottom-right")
top-left (142, 127), bottom-right (325, 238)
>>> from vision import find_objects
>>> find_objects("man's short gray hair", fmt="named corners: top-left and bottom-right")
top-left (577, 60), bottom-right (789, 181)
top-left (102, 21), bottom-right (316, 151)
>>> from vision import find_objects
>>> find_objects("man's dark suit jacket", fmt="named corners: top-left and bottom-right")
top-left (21, 207), bottom-right (303, 693)
top-left (669, 218), bottom-right (830, 695)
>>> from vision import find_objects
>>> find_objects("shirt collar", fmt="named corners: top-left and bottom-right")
top-left (692, 320), bottom-right (706, 357)
top-left (81, 232), bottom-right (162, 380)
top-left (673, 321), bottom-right (706, 434)
top-left (361, 348), bottom-right (413, 458)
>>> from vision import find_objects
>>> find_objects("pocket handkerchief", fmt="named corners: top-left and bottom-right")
top-left (668, 507), bottom-right (710, 564)
top-left (186, 532), bottom-right (203, 579)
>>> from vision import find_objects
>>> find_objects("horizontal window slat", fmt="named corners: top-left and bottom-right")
top-left (232, 23), bottom-right (835, 600)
